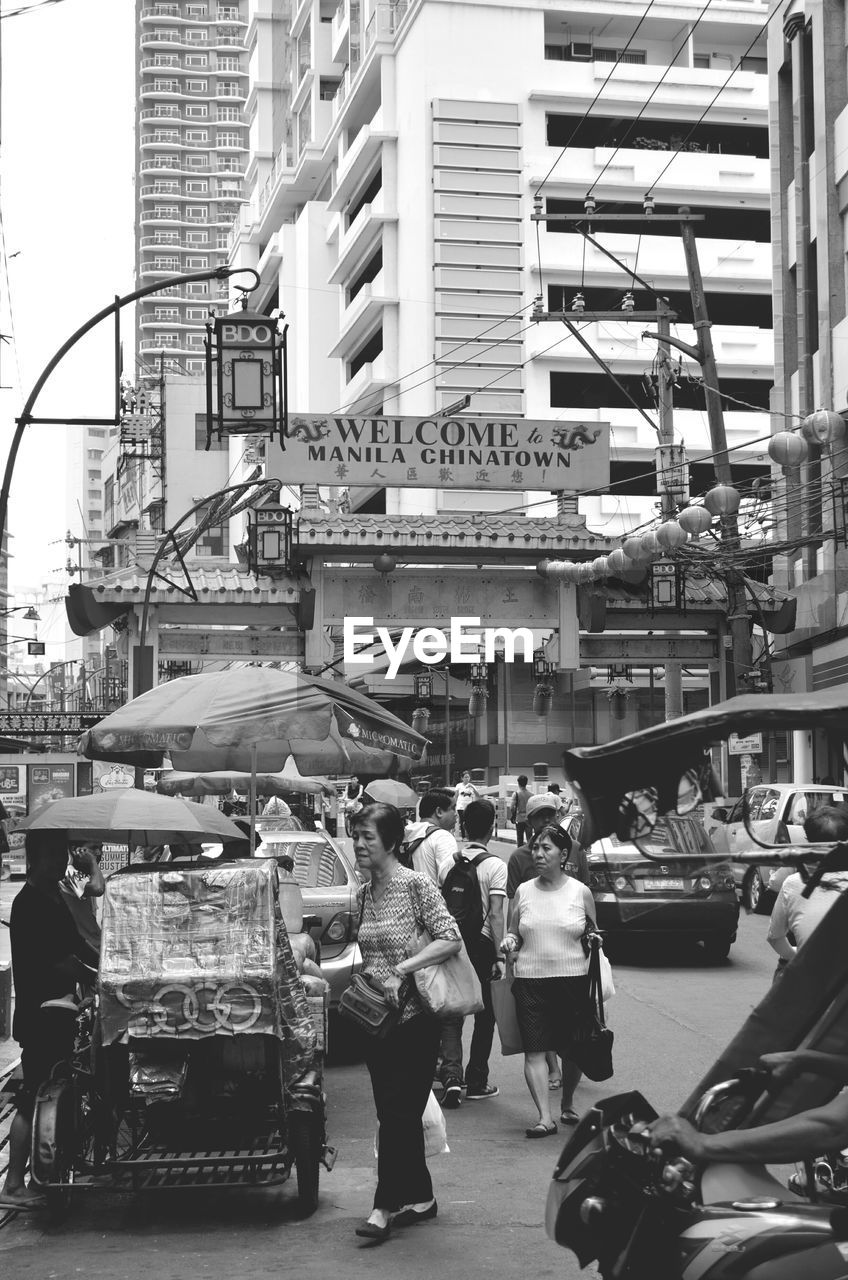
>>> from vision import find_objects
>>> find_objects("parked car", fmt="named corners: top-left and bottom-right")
top-left (254, 827), bottom-right (361, 1010)
top-left (704, 784), bottom-right (848, 912)
top-left (586, 826), bottom-right (740, 963)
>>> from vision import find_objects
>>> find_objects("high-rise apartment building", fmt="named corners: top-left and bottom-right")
top-left (233, 0), bottom-right (773, 540)
top-left (136, 0), bottom-right (250, 374)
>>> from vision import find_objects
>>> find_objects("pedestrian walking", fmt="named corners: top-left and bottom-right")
top-left (500, 824), bottom-right (597, 1138)
top-left (439, 799), bottom-right (507, 1107)
top-left (453, 771), bottom-right (479, 838)
top-left (350, 802), bottom-right (461, 1242)
top-left (401, 788), bottom-right (457, 884)
top-left (768, 805), bottom-right (848, 975)
top-left (509, 775), bottom-right (531, 847)
top-left (506, 793), bottom-right (589, 896)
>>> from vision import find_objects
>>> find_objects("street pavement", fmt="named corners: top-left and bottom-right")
top-left (0, 856), bottom-right (779, 1280)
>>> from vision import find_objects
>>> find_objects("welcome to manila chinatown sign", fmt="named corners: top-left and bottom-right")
top-left (275, 414), bottom-right (610, 490)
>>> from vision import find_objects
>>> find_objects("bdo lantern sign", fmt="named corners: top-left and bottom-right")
top-left (205, 308), bottom-right (288, 447)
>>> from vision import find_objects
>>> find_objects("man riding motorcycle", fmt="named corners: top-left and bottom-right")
top-left (646, 1048), bottom-right (848, 1165)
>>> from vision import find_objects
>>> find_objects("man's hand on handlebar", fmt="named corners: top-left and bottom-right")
top-left (636, 1115), bottom-right (707, 1163)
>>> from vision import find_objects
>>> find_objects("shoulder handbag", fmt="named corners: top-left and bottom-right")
top-left (338, 970), bottom-right (405, 1038)
top-left (571, 939), bottom-right (614, 1082)
top-left (407, 878), bottom-right (483, 1018)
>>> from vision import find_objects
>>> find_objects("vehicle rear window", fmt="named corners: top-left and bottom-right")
top-left (263, 839), bottom-right (349, 888)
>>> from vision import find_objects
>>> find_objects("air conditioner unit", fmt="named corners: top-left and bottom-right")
top-left (569, 41), bottom-right (594, 60)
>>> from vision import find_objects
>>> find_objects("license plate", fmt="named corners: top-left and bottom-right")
top-left (643, 878), bottom-right (685, 891)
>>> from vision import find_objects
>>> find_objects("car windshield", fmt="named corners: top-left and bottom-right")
top-left (257, 836), bottom-right (349, 888)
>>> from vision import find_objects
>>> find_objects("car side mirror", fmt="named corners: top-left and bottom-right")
top-left (710, 806), bottom-right (728, 823)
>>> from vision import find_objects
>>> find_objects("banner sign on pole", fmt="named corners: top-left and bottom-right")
top-left (273, 415), bottom-right (610, 491)
top-left (728, 732), bottom-right (763, 756)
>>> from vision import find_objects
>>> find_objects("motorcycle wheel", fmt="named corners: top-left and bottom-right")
top-left (289, 1108), bottom-right (321, 1218)
top-left (31, 1077), bottom-right (77, 1222)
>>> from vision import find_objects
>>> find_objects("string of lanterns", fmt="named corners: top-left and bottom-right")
top-left (540, 410), bottom-right (846, 585)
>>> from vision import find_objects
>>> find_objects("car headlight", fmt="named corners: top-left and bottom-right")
top-left (613, 875), bottom-right (629, 892)
top-left (697, 876), bottom-right (712, 892)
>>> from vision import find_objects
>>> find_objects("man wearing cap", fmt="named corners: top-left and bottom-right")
top-left (506, 793), bottom-right (589, 898)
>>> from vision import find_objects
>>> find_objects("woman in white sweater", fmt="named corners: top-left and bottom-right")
top-left (501, 825), bottom-right (597, 1137)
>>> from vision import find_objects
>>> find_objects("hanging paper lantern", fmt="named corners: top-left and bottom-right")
top-left (536, 559), bottom-right (552, 577)
top-left (373, 554), bottom-right (397, 574)
top-left (640, 530), bottom-right (660, 559)
top-left (544, 560), bottom-right (581, 582)
top-left (468, 688), bottom-right (487, 718)
top-left (533, 684), bottom-right (553, 717)
top-left (621, 535), bottom-right (646, 561)
top-left (768, 431), bottom-right (809, 467)
top-left (618, 566), bottom-right (648, 586)
top-left (656, 520), bottom-right (687, 551)
top-left (677, 505), bottom-right (713, 537)
top-left (591, 556), bottom-right (610, 579)
top-left (411, 707), bottom-right (431, 735)
top-left (703, 484), bottom-right (741, 516)
top-left (607, 548), bottom-right (628, 573)
top-left (576, 562), bottom-right (596, 583)
top-left (801, 408), bottom-right (847, 445)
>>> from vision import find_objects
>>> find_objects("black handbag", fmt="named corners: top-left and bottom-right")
top-left (338, 970), bottom-right (402, 1038)
top-left (571, 939), bottom-right (614, 1082)
top-left (338, 892), bottom-right (408, 1038)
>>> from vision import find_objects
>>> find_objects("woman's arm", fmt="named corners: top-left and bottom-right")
top-left (760, 1049), bottom-right (848, 1084)
top-left (581, 883), bottom-right (597, 928)
top-left (395, 937), bottom-right (461, 976)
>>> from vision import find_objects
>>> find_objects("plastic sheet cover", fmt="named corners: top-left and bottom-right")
top-left (98, 859), bottom-right (316, 1075)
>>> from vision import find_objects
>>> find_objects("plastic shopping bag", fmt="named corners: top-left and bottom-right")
top-left (599, 950), bottom-right (615, 1002)
top-left (374, 1089), bottom-right (450, 1160)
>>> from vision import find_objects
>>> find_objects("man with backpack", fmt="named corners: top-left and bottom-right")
top-left (440, 799), bottom-right (507, 1108)
top-left (401, 789), bottom-right (458, 884)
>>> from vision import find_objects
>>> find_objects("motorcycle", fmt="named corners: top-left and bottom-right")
top-left (546, 1072), bottom-right (848, 1280)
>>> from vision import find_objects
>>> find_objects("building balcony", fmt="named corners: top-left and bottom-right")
top-left (140, 29), bottom-right (183, 46)
top-left (331, 0), bottom-right (349, 64)
top-left (140, 5), bottom-right (181, 22)
top-left (533, 231), bottom-right (773, 289)
top-left (341, 349), bottom-right (393, 402)
top-left (528, 144), bottom-right (768, 203)
top-left (211, 35), bottom-right (244, 49)
top-left (214, 85), bottom-right (247, 100)
top-left (140, 80), bottom-right (183, 96)
top-left (524, 317), bottom-right (773, 375)
top-left (332, 272), bottom-right (399, 358)
top-left (139, 185), bottom-right (180, 197)
top-left (141, 56), bottom-right (181, 70)
top-left (530, 57), bottom-right (768, 120)
top-left (139, 106), bottom-right (182, 120)
top-left (139, 207), bottom-right (182, 221)
top-left (140, 132), bottom-right (182, 147)
top-left (139, 262), bottom-right (182, 277)
top-left (217, 6), bottom-right (246, 22)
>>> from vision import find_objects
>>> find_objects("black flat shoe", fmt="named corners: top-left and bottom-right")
top-left (355, 1219), bottom-right (392, 1241)
top-left (392, 1200), bottom-right (438, 1226)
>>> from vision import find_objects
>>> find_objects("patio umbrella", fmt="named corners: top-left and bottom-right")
top-left (78, 668), bottom-right (428, 846)
top-left (20, 790), bottom-right (245, 847)
top-left (158, 768), bottom-right (334, 798)
top-left (364, 779), bottom-right (420, 808)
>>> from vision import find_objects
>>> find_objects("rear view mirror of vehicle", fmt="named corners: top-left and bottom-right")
top-left (709, 806), bottom-right (728, 823)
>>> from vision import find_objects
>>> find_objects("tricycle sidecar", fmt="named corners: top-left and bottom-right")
top-left (30, 857), bottom-right (332, 1220)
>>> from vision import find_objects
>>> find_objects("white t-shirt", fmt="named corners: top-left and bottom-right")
top-left (454, 782), bottom-right (479, 812)
top-left (511, 877), bottom-right (591, 977)
top-left (461, 841), bottom-right (507, 942)
top-left (406, 822), bottom-right (458, 886)
top-left (768, 871), bottom-right (848, 951)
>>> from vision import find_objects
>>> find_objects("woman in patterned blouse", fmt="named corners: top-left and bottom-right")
top-left (350, 802), bottom-right (461, 1242)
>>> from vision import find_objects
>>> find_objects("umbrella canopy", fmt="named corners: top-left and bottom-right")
top-left (364, 779), bottom-right (420, 808)
top-left (79, 668), bottom-right (428, 776)
top-left (158, 768), bottom-right (334, 798)
top-left (20, 791), bottom-right (245, 847)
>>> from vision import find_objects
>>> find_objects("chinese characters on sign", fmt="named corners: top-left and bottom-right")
top-left (273, 415), bottom-right (610, 491)
top-left (0, 712), bottom-right (102, 736)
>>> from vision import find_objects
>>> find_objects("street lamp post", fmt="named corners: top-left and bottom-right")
top-left (0, 266), bottom-right (260, 558)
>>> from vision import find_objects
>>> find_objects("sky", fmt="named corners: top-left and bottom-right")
top-left (0, 0), bottom-right (135, 656)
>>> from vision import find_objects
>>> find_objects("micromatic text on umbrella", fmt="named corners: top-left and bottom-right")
top-left (343, 616), bottom-right (534, 680)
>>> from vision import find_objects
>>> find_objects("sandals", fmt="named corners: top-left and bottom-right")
top-left (0, 1192), bottom-right (46, 1211)
top-left (560, 1108), bottom-right (580, 1126)
top-left (525, 1121), bottom-right (558, 1139)
top-left (547, 1076), bottom-right (562, 1091)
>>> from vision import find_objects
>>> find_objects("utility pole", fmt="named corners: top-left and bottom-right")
top-left (645, 209), bottom-right (753, 792)
top-left (655, 302), bottom-right (684, 721)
